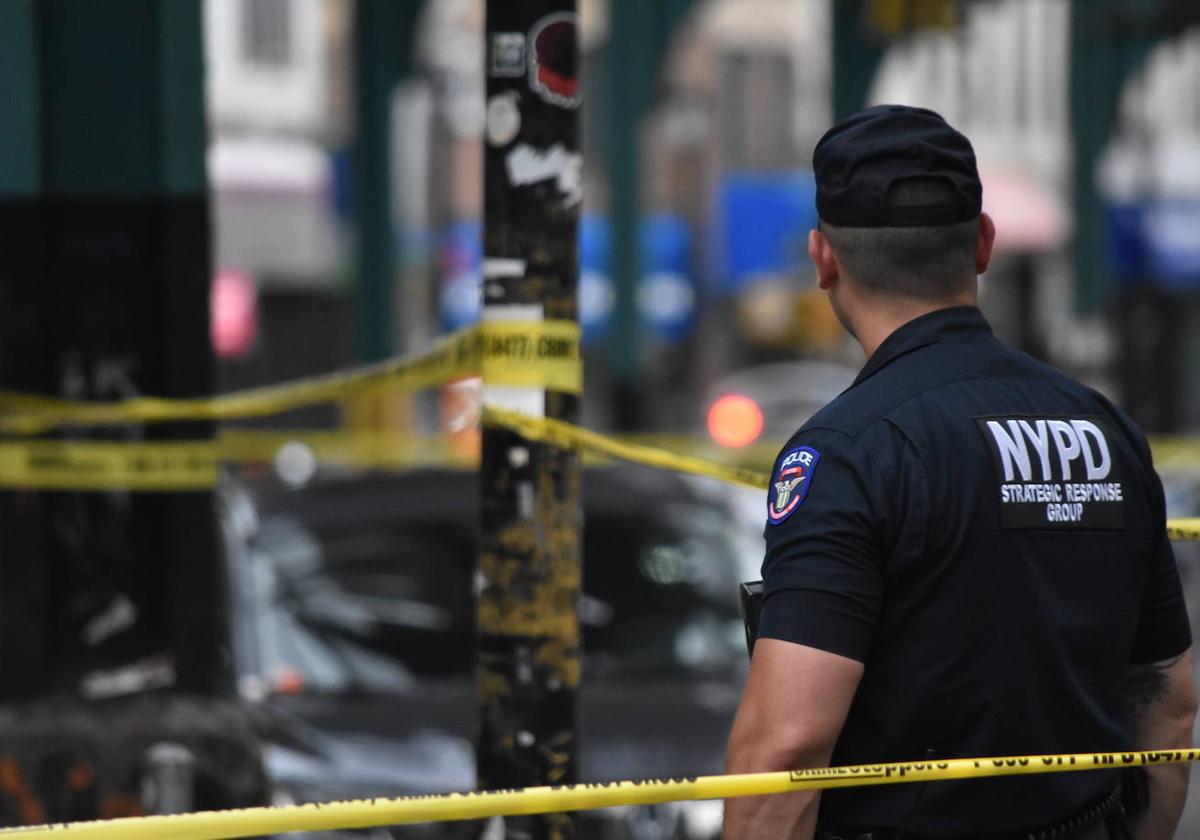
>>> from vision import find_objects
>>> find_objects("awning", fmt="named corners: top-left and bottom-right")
top-left (980, 165), bottom-right (1071, 256)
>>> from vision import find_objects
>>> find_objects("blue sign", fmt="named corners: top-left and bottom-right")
top-left (439, 215), bottom-right (696, 345)
top-left (1143, 200), bottom-right (1200, 284)
top-left (438, 219), bottom-right (482, 331)
top-left (578, 213), bottom-right (696, 344)
top-left (1109, 198), bottom-right (1200, 289)
top-left (579, 215), bottom-right (615, 345)
top-left (639, 213), bottom-right (694, 343)
top-left (713, 171), bottom-right (817, 293)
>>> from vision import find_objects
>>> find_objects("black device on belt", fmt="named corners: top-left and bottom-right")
top-left (739, 580), bottom-right (763, 656)
top-left (816, 780), bottom-right (1127, 840)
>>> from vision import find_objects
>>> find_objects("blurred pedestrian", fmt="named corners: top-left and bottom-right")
top-left (724, 105), bottom-right (1196, 840)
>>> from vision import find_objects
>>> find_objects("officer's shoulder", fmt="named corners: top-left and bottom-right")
top-left (797, 366), bottom-right (911, 438)
top-left (792, 400), bottom-right (875, 445)
top-left (769, 413), bottom-right (851, 471)
top-left (782, 405), bottom-right (892, 467)
top-left (796, 336), bottom-right (1008, 436)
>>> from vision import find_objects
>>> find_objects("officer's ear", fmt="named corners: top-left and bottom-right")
top-left (975, 212), bottom-right (997, 276)
top-left (809, 229), bottom-right (840, 290)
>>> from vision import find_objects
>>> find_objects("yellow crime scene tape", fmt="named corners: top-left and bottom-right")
top-left (1, 333), bottom-right (1200, 835)
top-left (0, 321), bottom-right (581, 436)
top-left (216, 428), bottom-right (477, 472)
top-left (0, 318), bottom-right (1195, 545)
top-left (0, 406), bottom-right (1198, 543)
top-left (0, 440), bottom-right (219, 491)
top-left (481, 408), bottom-right (1200, 542)
top-left (1150, 436), bottom-right (1200, 474)
top-left (0, 749), bottom-right (1196, 839)
top-left (0, 432), bottom-right (467, 491)
top-left (482, 405), bottom-right (770, 491)
top-left (1167, 517), bottom-right (1200, 542)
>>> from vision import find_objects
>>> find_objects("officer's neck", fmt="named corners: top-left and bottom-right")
top-left (850, 290), bottom-right (978, 360)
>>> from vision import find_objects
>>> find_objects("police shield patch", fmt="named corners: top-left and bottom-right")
top-left (767, 446), bottom-right (820, 525)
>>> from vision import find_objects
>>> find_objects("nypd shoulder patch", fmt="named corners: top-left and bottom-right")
top-left (767, 446), bottom-right (820, 525)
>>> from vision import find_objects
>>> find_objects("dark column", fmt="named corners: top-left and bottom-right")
top-left (0, 1), bottom-right (263, 823)
top-left (1115, 285), bottom-right (1181, 432)
top-left (831, 0), bottom-right (889, 121)
top-left (39, 0), bottom-right (221, 696)
top-left (0, 0), bottom-right (50, 696)
top-left (0, 0), bottom-right (223, 704)
top-left (352, 0), bottom-right (423, 361)
top-left (477, 3), bottom-right (582, 839)
top-left (604, 0), bottom-right (697, 430)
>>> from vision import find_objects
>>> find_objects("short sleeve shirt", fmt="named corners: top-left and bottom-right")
top-left (759, 307), bottom-right (1191, 835)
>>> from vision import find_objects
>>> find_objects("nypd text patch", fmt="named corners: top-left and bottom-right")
top-left (975, 415), bottom-right (1126, 530)
top-left (767, 446), bottom-right (821, 525)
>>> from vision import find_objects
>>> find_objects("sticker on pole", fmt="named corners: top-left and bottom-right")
top-left (767, 446), bottom-right (820, 525)
top-left (490, 32), bottom-right (526, 77)
top-left (528, 12), bottom-right (580, 109)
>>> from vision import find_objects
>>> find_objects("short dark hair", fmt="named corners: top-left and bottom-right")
top-left (818, 178), bottom-right (980, 301)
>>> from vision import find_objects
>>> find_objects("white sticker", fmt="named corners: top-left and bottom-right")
top-left (485, 93), bottom-right (522, 147)
top-left (490, 32), bottom-right (526, 77)
top-left (505, 143), bottom-right (582, 208)
top-left (482, 258), bottom-right (526, 279)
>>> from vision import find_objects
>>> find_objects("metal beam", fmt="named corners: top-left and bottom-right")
top-left (1069, 0), bottom-right (1200, 312)
top-left (0, 0), bottom-right (264, 821)
top-left (832, 0), bottom-right (890, 120)
top-left (604, 0), bottom-right (697, 424)
top-left (0, 1), bottom-right (40, 196)
top-left (352, 0), bottom-right (423, 361)
top-left (0, 0), bottom-right (223, 698)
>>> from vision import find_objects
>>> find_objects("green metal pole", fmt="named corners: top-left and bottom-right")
top-left (1070, 0), bottom-right (1116, 315)
top-left (832, 0), bottom-right (888, 121)
top-left (0, 1), bottom-right (40, 197)
top-left (604, 0), bottom-right (696, 429)
top-left (605, 0), bottom-right (653, 399)
top-left (352, 0), bottom-right (422, 361)
top-left (1068, 0), bottom-right (1163, 314)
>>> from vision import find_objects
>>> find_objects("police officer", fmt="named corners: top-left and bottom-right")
top-left (724, 105), bottom-right (1197, 840)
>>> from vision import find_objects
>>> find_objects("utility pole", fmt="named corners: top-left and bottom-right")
top-left (478, 3), bottom-right (582, 839)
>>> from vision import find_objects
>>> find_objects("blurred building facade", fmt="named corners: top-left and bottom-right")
top-left (204, 0), bottom-right (355, 397)
top-left (866, 1), bottom-right (1077, 381)
top-left (198, 0), bottom-right (1200, 433)
top-left (1104, 25), bottom-right (1200, 430)
top-left (206, 0), bottom-right (350, 283)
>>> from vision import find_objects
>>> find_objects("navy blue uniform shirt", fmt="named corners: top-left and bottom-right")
top-left (759, 306), bottom-right (1191, 835)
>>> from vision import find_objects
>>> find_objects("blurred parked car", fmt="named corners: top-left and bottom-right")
top-left (219, 464), bottom-right (751, 840)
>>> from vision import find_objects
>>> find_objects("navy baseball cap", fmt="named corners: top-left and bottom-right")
top-left (813, 104), bottom-right (982, 227)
